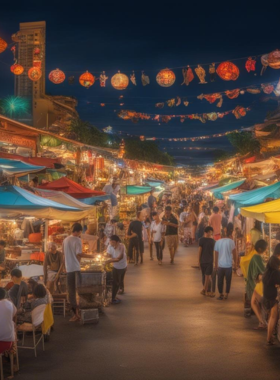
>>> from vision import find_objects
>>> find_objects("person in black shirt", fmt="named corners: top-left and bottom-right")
top-left (127, 211), bottom-right (144, 265)
top-left (147, 190), bottom-right (157, 212)
top-left (8, 268), bottom-right (28, 308)
top-left (263, 255), bottom-right (280, 345)
top-left (198, 226), bottom-right (215, 297)
top-left (162, 206), bottom-right (178, 264)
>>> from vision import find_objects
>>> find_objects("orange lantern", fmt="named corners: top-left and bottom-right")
top-left (28, 67), bottom-right (42, 81)
top-left (0, 38), bottom-right (7, 54)
top-left (33, 60), bottom-right (42, 68)
top-left (10, 64), bottom-right (24, 75)
top-left (267, 50), bottom-right (280, 69)
top-left (48, 68), bottom-right (65, 84)
top-left (156, 68), bottom-right (176, 87)
top-left (216, 61), bottom-right (239, 81)
top-left (111, 71), bottom-right (129, 90)
top-left (79, 71), bottom-right (95, 88)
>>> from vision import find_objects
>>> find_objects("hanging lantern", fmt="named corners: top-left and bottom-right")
top-left (10, 64), bottom-right (24, 75)
top-left (79, 71), bottom-right (95, 88)
top-left (48, 68), bottom-right (66, 84)
top-left (156, 68), bottom-right (176, 87)
top-left (111, 71), bottom-right (129, 90)
top-left (0, 38), bottom-right (7, 54)
top-left (216, 61), bottom-right (239, 81)
top-left (34, 47), bottom-right (41, 55)
top-left (28, 67), bottom-right (42, 81)
top-left (33, 59), bottom-right (42, 68)
top-left (267, 50), bottom-right (280, 69)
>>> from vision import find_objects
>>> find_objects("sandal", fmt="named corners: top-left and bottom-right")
top-left (253, 324), bottom-right (267, 330)
top-left (207, 292), bottom-right (215, 298)
top-left (200, 290), bottom-right (206, 296)
top-left (266, 340), bottom-right (276, 346)
top-left (217, 295), bottom-right (224, 300)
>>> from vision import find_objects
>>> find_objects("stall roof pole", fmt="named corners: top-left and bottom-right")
top-left (269, 224), bottom-right (272, 257)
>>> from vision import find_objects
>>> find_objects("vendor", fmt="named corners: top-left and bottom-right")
top-left (0, 240), bottom-right (6, 275)
top-left (29, 176), bottom-right (39, 188)
top-left (43, 242), bottom-right (64, 294)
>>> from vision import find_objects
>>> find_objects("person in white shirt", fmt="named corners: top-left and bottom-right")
top-left (106, 235), bottom-right (127, 305)
top-left (62, 223), bottom-right (93, 322)
top-left (0, 287), bottom-right (17, 354)
top-left (150, 211), bottom-right (166, 265)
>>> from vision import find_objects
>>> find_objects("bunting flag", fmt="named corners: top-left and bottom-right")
top-left (117, 126), bottom-right (254, 141)
top-left (117, 106), bottom-right (250, 124)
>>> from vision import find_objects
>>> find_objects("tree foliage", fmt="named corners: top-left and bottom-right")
top-left (124, 139), bottom-right (174, 165)
top-left (227, 132), bottom-right (260, 155)
top-left (68, 119), bottom-right (109, 147)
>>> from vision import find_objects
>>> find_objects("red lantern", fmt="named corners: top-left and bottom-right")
top-left (79, 71), bottom-right (95, 88)
top-left (267, 50), bottom-right (280, 69)
top-left (33, 60), bottom-right (42, 68)
top-left (28, 67), bottom-right (42, 81)
top-left (156, 68), bottom-right (176, 87)
top-left (0, 38), bottom-right (7, 54)
top-left (10, 64), bottom-right (24, 75)
top-left (34, 47), bottom-right (41, 55)
top-left (216, 62), bottom-right (239, 81)
top-left (111, 71), bottom-right (129, 90)
top-left (48, 68), bottom-right (65, 84)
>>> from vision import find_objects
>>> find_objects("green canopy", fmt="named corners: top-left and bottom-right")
top-left (123, 186), bottom-right (152, 196)
top-left (211, 179), bottom-right (246, 200)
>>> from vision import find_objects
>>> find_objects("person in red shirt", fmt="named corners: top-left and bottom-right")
top-left (208, 206), bottom-right (222, 241)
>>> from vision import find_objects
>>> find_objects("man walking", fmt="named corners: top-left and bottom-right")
top-left (162, 206), bottom-right (178, 264)
top-left (209, 206), bottom-right (222, 241)
top-left (214, 224), bottom-right (236, 300)
top-left (148, 189), bottom-right (157, 213)
top-left (198, 226), bottom-right (215, 297)
top-left (150, 211), bottom-right (166, 265)
top-left (127, 212), bottom-right (144, 265)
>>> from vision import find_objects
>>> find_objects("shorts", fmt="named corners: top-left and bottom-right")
top-left (200, 263), bottom-right (213, 276)
top-left (263, 298), bottom-right (278, 311)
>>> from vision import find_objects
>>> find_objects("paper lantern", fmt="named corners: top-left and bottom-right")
top-left (48, 68), bottom-right (65, 84)
top-left (34, 47), bottom-right (41, 55)
top-left (156, 68), bottom-right (176, 87)
top-left (79, 71), bottom-right (95, 88)
top-left (0, 38), bottom-right (7, 53)
top-left (111, 71), bottom-right (129, 90)
top-left (10, 64), bottom-right (24, 75)
top-left (267, 50), bottom-right (280, 69)
top-left (28, 67), bottom-right (42, 81)
top-left (216, 62), bottom-right (239, 81)
top-left (33, 60), bottom-right (42, 68)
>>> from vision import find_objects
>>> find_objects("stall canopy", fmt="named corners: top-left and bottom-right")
top-left (38, 177), bottom-right (106, 199)
top-left (145, 181), bottom-right (164, 188)
top-left (0, 185), bottom-right (95, 221)
top-left (0, 158), bottom-right (45, 176)
top-left (123, 185), bottom-right (152, 196)
top-left (211, 179), bottom-right (246, 200)
top-left (241, 198), bottom-right (280, 224)
top-left (0, 152), bottom-right (62, 169)
top-left (229, 181), bottom-right (280, 209)
top-left (80, 195), bottom-right (111, 205)
top-left (33, 188), bottom-right (93, 209)
top-left (198, 183), bottom-right (219, 191)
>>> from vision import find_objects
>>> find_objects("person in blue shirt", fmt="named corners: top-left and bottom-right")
top-left (214, 224), bottom-right (236, 300)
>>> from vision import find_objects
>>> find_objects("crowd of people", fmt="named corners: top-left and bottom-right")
top-left (1, 185), bottom-right (280, 366)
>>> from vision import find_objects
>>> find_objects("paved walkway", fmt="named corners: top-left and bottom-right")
top-left (16, 244), bottom-right (280, 380)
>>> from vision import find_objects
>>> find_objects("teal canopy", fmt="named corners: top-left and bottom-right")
top-left (124, 186), bottom-right (152, 196)
top-left (0, 185), bottom-right (79, 211)
top-left (0, 158), bottom-right (45, 176)
top-left (80, 195), bottom-right (110, 205)
top-left (229, 181), bottom-right (280, 209)
top-left (145, 181), bottom-right (164, 188)
top-left (211, 179), bottom-right (246, 200)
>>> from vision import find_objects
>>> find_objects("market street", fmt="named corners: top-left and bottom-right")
top-left (14, 244), bottom-right (280, 380)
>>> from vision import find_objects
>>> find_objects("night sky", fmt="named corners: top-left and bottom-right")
top-left (0, 2), bottom-right (280, 164)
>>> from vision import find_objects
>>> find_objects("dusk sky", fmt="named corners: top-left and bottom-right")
top-left (0, 2), bottom-right (280, 163)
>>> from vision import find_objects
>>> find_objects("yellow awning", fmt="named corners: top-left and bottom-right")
top-left (241, 198), bottom-right (280, 223)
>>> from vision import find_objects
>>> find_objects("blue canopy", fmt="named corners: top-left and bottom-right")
top-left (145, 181), bottom-right (164, 188)
top-left (0, 185), bottom-right (96, 221)
top-left (80, 195), bottom-right (110, 205)
top-left (229, 181), bottom-right (280, 209)
top-left (0, 185), bottom-right (79, 210)
top-left (211, 179), bottom-right (246, 200)
top-left (0, 158), bottom-right (45, 176)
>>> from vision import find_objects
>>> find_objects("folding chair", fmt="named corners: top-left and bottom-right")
top-left (17, 304), bottom-right (46, 357)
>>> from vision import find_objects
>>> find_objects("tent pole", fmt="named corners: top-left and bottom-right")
top-left (269, 223), bottom-right (272, 257)
top-left (44, 220), bottom-right (49, 253)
